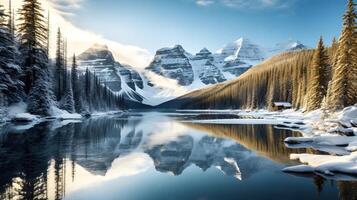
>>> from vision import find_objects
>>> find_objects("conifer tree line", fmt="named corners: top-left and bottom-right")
top-left (0, 0), bottom-right (123, 116)
top-left (168, 0), bottom-right (356, 111)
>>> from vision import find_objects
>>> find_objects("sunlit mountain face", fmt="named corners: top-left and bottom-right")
top-left (0, 112), bottom-right (355, 200)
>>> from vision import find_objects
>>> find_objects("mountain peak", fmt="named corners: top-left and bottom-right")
top-left (270, 39), bottom-right (307, 55)
top-left (90, 43), bottom-right (109, 51)
top-left (156, 44), bottom-right (187, 54)
top-left (199, 48), bottom-right (211, 53)
top-left (217, 37), bottom-right (265, 62)
top-left (78, 43), bottom-right (115, 64)
top-left (234, 37), bottom-right (251, 44)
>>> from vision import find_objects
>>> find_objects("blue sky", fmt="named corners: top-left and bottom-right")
top-left (66, 0), bottom-right (345, 54)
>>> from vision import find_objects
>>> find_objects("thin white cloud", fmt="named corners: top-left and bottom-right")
top-left (2, 0), bottom-right (153, 68)
top-left (196, 0), bottom-right (215, 6)
top-left (196, 0), bottom-right (295, 9)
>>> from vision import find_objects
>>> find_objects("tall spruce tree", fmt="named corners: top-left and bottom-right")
top-left (60, 72), bottom-right (75, 113)
top-left (7, 0), bottom-right (13, 35)
top-left (55, 28), bottom-right (64, 101)
top-left (0, 4), bottom-right (23, 105)
top-left (18, 0), bottom-right (48, 94)
top-left (85, 67), bottom-right (91, 111)
top-left (71, 54), bottom-right (82, 113)
top-left (18, 0), bottom-right (52, 115)
top-left (328, 0), bottom-right (357, 110)
top-left (306, 37), bottom-right (330, 111)
top-left (27, 70), bottom-right (52, 116)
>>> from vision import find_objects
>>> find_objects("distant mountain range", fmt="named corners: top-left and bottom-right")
top-left (77, 38), bottom-right (307, 107)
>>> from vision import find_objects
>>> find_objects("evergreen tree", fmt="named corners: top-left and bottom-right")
top-left (60, 73), bottom-right (75, 113)
top-left (18, 0), bottom-right (52, 115)
top-left (328, 0), bottom-right (357, 110)
top-left (7, 0), bottom-right (14, 35)
top-left (0, 4), bottom-right (23, 105)
top-left (71, 54), bottom-right (82, 113)
top-left (18, 0), bottom-right (49, 94)
top-left (46, 12), bottom-right (50, 57)
top-left (306, 37), bottom-right (330, 111)
top-left (54, 28), bottom-right (64, 100)
top-left (85, 67), bottom-right (91, 111)
top-left (27, 70), bottom-right (52, 116)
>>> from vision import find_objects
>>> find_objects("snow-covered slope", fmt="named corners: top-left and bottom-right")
top-left (146, 37), bottom-right (307, 90)
top-left (145, 38), bottom-right (261, 88)
top-left (216, 37), bottom-right (265, 62)
top-left (78, 44), bottom-right (147, 106)
top-left (146, 45), bottom-right (194, 86)
top-left (77, 38), bottom-right (307, 106)
top-left (268, 40), bottom-right (307, 56)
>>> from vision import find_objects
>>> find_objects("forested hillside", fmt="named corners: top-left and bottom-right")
top-left (160, 0), bottom-right (356, 111)
top-left (160, 50), bottom-right (316, 109)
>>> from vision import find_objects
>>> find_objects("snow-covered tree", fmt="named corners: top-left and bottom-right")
top-left (306, 37), bottom-right (330, 111)
top-left (60, 73), bottom-right (75, 113)
top-left (71, 54), bottom-right (82, 113)
top-left (54, 28), bottom-right (64, 100)
top-left (27, 70), bottom-right (52, 116)
top-left (328, 0), bottom-right (357, 110)
top-left (18, 0), bottom-right (52, 115)
top-left (0, 4), bottom-right (24, 105)
top-left (18, 0), bottom-right (49, 95)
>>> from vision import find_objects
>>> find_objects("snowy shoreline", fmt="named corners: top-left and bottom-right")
top-left (1, 105), bottom-right (356, 178)
top-left (184, 106), bottom-right (357, 178)
top-left (0, 103), bottom-right (125, 131)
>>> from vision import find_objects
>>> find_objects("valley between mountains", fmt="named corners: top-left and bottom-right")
top-left (77, 38), bottom-right (307, 107)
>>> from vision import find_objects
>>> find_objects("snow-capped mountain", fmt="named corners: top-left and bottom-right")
top-left (77, 38), bottom-right (307, 106)
top-left (145, 38), bottom-right (263, 88)
top-left (216, 37), bottom-right (265, 62)
top-left (78, 44), bottom-right (147, 106)
top-left (146, 45), bottom-right (194, 86)
top-left (268, 40), bottom-right (307, 56)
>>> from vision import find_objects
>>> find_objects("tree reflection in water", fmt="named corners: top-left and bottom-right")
top-left (0, 114), bottom-right (355, 200)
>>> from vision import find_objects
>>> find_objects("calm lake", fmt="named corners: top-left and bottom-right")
top-left (0, 111), bottom-right (356, 200)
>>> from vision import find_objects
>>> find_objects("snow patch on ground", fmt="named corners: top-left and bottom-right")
top-left (283, 152), bottom-right (357, 175)
top-left (280, 106), bottom-right (357, 177)
top-left (12, 113), bottom-right (39, 122)
top-left (184, 106), bottom-right (357, 178)
top-left (50, 106), bottom-right (82, 120)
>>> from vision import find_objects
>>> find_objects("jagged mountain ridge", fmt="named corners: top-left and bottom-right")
top-left (78, 38), bottom-right (307, 106)
top-left (78, 44), bottom-right (149, 107)
top-left (145, 37), bottom-right (307, 90)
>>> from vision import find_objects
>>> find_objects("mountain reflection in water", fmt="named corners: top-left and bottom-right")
top-left (0, 112), bottom-right (355, 200)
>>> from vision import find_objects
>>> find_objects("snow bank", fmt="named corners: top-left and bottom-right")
top-left (2, 102), bottom-right (42, 129)
top-left (283, 152), bottom-right (357, 175)
top-left (285, 135), bottom-right (357, 155)
top-left (7, 102), bottom-right (28, 118)
top-left (12, 113), bottom-right (39, 122)
top-left (91, 111), bottom-right (124, 117)
top-left (281, 106), bottom-right (357, 178)
top-left (50, 106), bottom-right (82, 120)
top-left (202, 106), bottom-right (357, 178)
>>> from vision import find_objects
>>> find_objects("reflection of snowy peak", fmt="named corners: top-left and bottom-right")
top-left (75, 119), bottom-right (144, 175)
top-left (146, 135), bottom-right (244, 179)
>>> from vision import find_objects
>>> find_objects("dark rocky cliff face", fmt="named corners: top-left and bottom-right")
top-left (146, 45), bottom-right (194, 86)
top-left (78, 44), bottom-right (146, 105)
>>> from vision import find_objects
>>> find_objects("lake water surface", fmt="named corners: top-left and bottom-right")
top-left (0, 112), bottom-right (356, 200)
